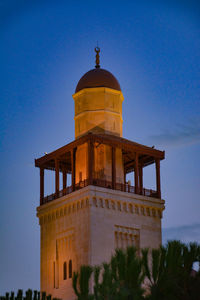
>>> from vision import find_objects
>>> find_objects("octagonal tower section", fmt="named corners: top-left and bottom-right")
top-left (73, 67), bottom-right (124, 186)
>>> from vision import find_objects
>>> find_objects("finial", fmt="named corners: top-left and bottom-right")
top-left (95, 46), bottom-right (100, 68)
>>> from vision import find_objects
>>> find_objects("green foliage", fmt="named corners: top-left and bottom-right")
top-left (73, 246), bottom-right (145, 300)
top-left (72, 241), bottom-right (200, 300)
top-left (72, 265), bottom-right (94, 300)
top-left (0, 290), bottom-right (59, 300)
top-left (142, 241), bottom-right (200, 300)
top-left (1, 242), bottom-right (199, 300)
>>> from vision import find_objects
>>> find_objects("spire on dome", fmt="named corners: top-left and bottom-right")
top-left (95, 46), bottom-right (100, 68)
top-left (75, 47), bottom-right (121, 93)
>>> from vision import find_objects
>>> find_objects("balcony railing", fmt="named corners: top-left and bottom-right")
top-left (41, 178), bottom-right (158, 205)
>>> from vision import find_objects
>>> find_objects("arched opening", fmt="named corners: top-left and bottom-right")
top-left (69, 259), bottom-right (72, 278)
top-left (63, 262), bottom-right (67, 280)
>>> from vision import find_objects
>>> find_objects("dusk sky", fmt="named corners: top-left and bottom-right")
top-left (0, 0), bottom-right (200, 294)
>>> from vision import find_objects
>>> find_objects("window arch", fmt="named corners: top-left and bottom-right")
top-left (105, 199), bottom-right (109, 208)
top-left (69, 259), bottom-right (72, 278)
top-left (111, 201), bottom-right (115, 210)
top-left (129, 204), bottom-right (133, 213)
top-left (141, 207), bottom-right (145, 215)
top-left (117, 202), bottom-right (121, 211)
top-left (123, 203), bottom-right (127, 212)
top-left (63, 262), bottom-right (67, 280)
top-left (146, 207), bottom-right (150, 216)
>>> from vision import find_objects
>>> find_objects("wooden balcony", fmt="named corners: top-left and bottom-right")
top-left (41, 178), bottom-right (158, 205)
top-left (35, 133), bottom-right (164, 206)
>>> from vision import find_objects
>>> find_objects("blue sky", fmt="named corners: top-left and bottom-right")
top-left (0, 0), bottom-right (200, 294)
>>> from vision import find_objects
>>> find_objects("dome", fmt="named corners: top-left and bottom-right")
top-left (75, 68), bottom-right (121, 93)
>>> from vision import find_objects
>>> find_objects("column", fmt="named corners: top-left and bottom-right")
top-left (124, 170), bottom-right (126, 184)
top-left (134, 152), bottom-right (139, 194)
top-left (62, 169), bottom-right (67, 190)
top-left (55, 159), bottom-right (59, 197)
top-left (71, 149), bottom-right (76, 191)
top-left (88, 140), bottom-right (94, 185)
top-left (139, 164), bottom-right (143, 195)
top-left (40, 167), bottom-right (44, 205)
top-left (156, 158), bottom-right (161, 198)
top-left (112, 146), bottom-right (116, 189)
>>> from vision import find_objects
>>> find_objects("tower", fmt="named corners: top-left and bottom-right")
top-left (35, 48), bottom-right (165, 300)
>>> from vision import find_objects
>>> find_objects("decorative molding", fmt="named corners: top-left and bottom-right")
top-left (39, 195), bottom-right (163, 225)
top-left (114, 225), bottom-right (140, 249)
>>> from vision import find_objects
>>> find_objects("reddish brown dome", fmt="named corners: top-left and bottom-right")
top-left (75, 68), bottom-right (121, 93)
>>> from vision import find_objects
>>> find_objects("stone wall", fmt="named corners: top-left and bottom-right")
top-left (37, 186), bottom-right (165, 300)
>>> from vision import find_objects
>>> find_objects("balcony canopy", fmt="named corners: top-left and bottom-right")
top-left (35, 133), bottom-right (164, 173)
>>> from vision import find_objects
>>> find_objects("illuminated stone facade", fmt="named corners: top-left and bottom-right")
top-left (75, 142), bottom-right (124, 185)
top-left (73, 87), bottom-right (123, 139)
top-left (73, 86), bottom-right (124, 185)
top-left (37, 186), bottom-right (164, 300)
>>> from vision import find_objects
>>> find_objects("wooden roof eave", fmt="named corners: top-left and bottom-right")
top-left (91, 134), bottom-right (165, 159)
top-left (124, 154), bottom-right (158, 173)
top-left (35, 133), bottom-right (165, 168)
top-left (35, 134), bottom-right (89, 168)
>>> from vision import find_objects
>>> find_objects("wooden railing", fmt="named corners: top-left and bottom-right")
top-left (42, 178), bottom-right (158, 205)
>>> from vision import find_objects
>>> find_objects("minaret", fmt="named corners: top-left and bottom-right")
top-left (35, 49), bottom-right (165, 300)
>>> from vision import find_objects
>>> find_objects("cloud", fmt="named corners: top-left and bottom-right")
top-left (149, 119), bottom-right (200, 148)
top-left (163, 223), bottom-right (200, 245)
